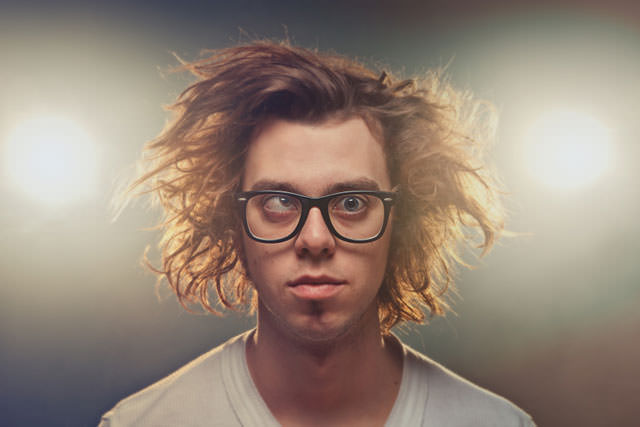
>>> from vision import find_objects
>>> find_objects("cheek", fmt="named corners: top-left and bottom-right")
top-left (373, 247), bottom-right (391, 283)
top-left (242, 237), bottom-right (286, 285)
top-left (353, 235), bottom-right (392, 286)
top-left (375, 233), bottom-right (393, 282)
top-left (240, 235), bottom-right (264, 283)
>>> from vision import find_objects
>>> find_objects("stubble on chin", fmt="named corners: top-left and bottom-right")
top-left (264, 297), bottom-right (380, 353)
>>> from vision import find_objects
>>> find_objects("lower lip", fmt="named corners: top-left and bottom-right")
top-left (288, 283), bottom-right (345, 300)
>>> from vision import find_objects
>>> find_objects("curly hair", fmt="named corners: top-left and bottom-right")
top-left (131, 40), bottom-right (504, 333)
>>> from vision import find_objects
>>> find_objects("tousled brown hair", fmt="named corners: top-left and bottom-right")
top-left (132, 40), bottom-right (504, 333)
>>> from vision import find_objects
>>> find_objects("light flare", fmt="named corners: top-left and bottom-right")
top-left (524, 110), bottom-right (612, 190)
top-left (4, 116), bottom-right (99, 204)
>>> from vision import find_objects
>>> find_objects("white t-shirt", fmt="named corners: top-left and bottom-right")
top-left (100, 331), bottom-right (534, 426)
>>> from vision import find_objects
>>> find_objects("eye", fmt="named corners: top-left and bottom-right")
top-left (334, 195), bottom-right (367, 213)
top-left (262, 195), bottom-right (297, 212)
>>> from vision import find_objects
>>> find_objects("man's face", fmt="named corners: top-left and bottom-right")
top-left (241, 117), bottom-right (393, 343)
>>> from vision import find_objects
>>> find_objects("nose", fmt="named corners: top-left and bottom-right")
top-left (294, 207), bottom-right (336, 257)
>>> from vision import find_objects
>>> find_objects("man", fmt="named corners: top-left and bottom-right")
top-left (101, 41), bottom-right (534, 426)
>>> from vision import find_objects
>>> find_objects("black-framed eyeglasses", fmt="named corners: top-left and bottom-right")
top-left (236, 190), bottom-right (396, 243)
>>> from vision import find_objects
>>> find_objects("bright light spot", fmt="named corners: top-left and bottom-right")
top-left (525, 110), bottom-right (611, 190)
top-left (4, 116), bottom-right (99, 204)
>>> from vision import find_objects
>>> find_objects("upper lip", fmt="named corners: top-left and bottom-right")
top-left (287, 275), bottom-right (346, 287)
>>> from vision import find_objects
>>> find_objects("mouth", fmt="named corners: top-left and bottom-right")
top-left (287, 275), bottom-right (346, 300)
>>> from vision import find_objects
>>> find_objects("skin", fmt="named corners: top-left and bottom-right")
top-left (242, 117), bottom-right (403, 426)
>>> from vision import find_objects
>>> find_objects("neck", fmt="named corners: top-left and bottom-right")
top-left (246, 304), bottom-right (403, 425)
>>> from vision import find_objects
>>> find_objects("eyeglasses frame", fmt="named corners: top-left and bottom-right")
top-left (236, 189), bottom-right (396, 243)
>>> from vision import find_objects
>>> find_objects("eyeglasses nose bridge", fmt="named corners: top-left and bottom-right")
top-left (297, 197), bottom-right (334, 236)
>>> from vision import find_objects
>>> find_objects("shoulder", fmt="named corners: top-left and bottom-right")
top-left (99, 332), bottom-right (249, 427)
top-left (403, 344), bottom-right (535, 427)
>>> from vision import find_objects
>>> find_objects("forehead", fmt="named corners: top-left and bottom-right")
top-left (242, 118), bottom-right (391, 194)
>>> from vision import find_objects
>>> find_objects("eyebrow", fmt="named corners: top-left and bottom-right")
top-left (248, 177), bottom-right (382, 194)
top-left (249, 180), bottom-right (298, 193)
top-left (326, 178), bottom-right (381, 193)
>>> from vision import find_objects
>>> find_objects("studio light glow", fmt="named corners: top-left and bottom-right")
top-left (4, 116), bottom-right (99, 205)
top-left (525, 110), bottom-right (612, 190)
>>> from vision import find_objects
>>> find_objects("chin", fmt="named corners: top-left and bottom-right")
top-left (258, 296), bottom-right (379, 347)
top-left (293, 323), bottom-right (351, 344)
top-left (286, 308), bottom-right (374, 346)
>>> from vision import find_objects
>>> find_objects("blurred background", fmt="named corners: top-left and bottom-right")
top-left (1, 1), bottom-right (639, 426)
